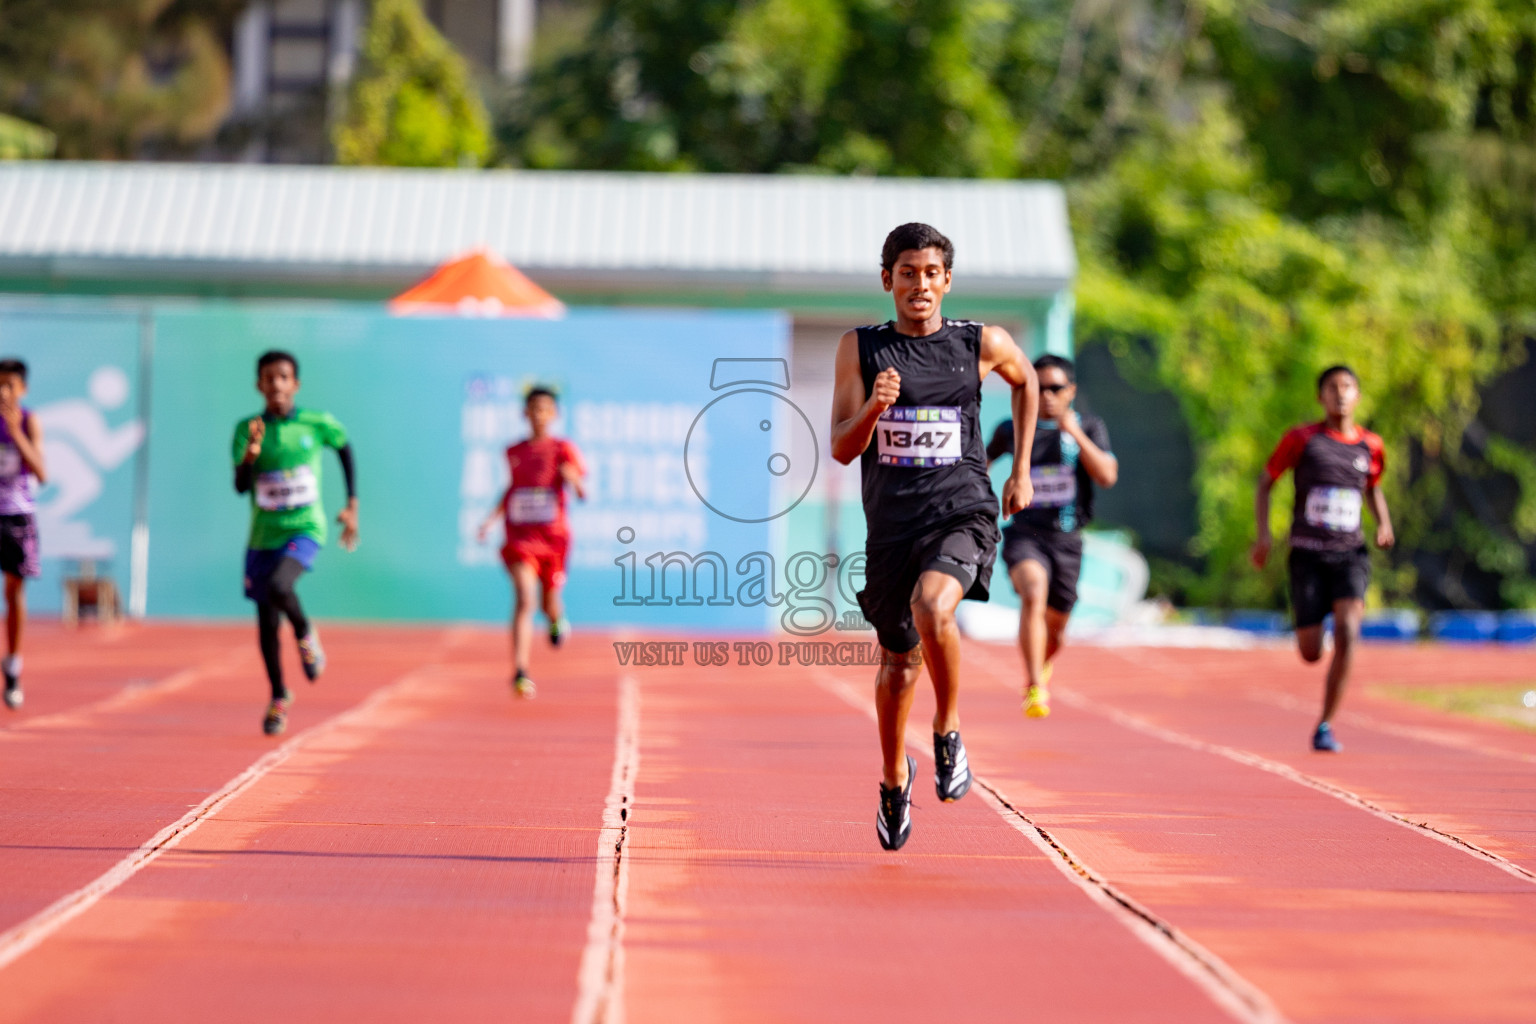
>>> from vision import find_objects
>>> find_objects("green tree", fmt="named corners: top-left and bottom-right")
top-left (333, 0), bottom-right (491, 168)
top-left (503, 0), bottom-right (1021, 176)
top-left (0, 113), bottom-right (56, 159)
top-left (0, 0), bottom-right (237, 158)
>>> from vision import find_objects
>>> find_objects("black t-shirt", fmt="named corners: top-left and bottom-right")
top-left (987, 414), bottom-right (1111, 533)
top-left (857, 319), bottom-right (998, 543)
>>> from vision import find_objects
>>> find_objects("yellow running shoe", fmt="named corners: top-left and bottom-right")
top-left (1023, 663), bottom-right (1053, 718)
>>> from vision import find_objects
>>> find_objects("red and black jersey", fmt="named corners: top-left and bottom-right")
top-left (1264, 423), bottom-right (1385, 552)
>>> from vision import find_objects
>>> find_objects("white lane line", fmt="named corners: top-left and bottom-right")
top-left (811, 669), bottom-right (1285, 1024)
top-left (571, 674), bottom-right (640, 1024)
top-left (969, 642), bottom-right (1536, 886)
top-left (0, 649), bottom-right (251, 736)
top-left (1057, 686), bottom-right (1536, 886)
top-left (1250, 689), bottom-right (1536, 766)
top-left (0, 663), bottom-right (445, 972)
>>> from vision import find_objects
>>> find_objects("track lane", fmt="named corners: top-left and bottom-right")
top-left (0, 624), bottom-right (459, 938)
top-left (962, 641), bottom-right (1536, 1023)
top-left (619, 653), bottom-right (1246, 1024)
top-left (1043, 644), bottom-right (1536, 873)
top-left (0, 632), bottom-right (618, 1024)
top-left (0, 623), bottom-right (247, 730)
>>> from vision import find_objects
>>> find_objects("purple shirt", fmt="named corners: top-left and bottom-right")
top-left (0, 410), bottom-right (36, 516)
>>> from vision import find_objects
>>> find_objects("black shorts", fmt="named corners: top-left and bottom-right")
top-left (1288, 546), bottom-right (1370, 629)
top-left (857, 510), bottom-right (999, 654)
top-left (1002, 525), bottom-right (1083, 613)
top-left (0, 514), bottom-right (39, 579)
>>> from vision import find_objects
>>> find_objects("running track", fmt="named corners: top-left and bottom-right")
top-left (2, 622), bottom-right (1534, 1022)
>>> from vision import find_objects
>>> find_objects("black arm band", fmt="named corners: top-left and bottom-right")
top-left (234, 462), bottom-right (253, 494)
top-left (336, 444), bottom-right (356, 500)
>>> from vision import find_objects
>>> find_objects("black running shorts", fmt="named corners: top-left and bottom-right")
top-left (1002, 525), bottom-right (1083, 614)
top-left (0, 514), bottom-right (39, 579)
top-left (1288, 546), bottom-right (1370, 629)
top-left (857, 510), bottom-right (1000, 654)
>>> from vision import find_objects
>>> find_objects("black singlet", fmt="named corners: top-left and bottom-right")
top-left (857, 319), bottom-right (998, 542)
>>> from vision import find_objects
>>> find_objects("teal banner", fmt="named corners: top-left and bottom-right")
top-left (145, 304), bottom-right (791, 627)
top-left (0, 305), bottom-right (145, 614)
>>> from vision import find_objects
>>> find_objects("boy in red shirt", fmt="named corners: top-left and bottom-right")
top-left (1252, 365), bottom-right (1394, 752)
top-left (478, 387), bottom-right (586, 697)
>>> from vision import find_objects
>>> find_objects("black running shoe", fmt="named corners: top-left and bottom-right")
top-left (296, 628), bottom-right (325, 683)
top-left (549, 618), bottom-right (569, 648)
top-left (263, 696), bottom-right (291, 736)
top-left (934, 730), bottom-right (972, 802)
top-left (877, 754), bottom-right (916, 851)
top-left (2, 660), bottom-right (20, 709)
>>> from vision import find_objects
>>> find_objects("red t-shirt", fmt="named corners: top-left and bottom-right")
top-left (1265, 422), bottom-right (1384, 551)
top-left (503, 436), bottom-right (585, 535)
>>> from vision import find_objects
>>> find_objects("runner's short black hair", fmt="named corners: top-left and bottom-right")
top-left (1316, 364), bottom-right (1358, 392)
top-left (1033, 354), bottom-right (1076, 383)
top-left (0, 359), bottom-right (27, 382)
top-left (525, 385), bottom-right (559, 406)
top-left (881, 223), bottom-right (955, 272)
top-left (257, 350), bottom-right (299, 378)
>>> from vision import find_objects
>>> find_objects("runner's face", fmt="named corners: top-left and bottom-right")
top-left (0, 374), bottom-right (26, 409)
top-left (1037, 366), bottom-right (1074, 420)
top-left (1318, 372), bottom-right (1359, 419)
top-left (526, 395), bottom-right (557, 433)
top-left (257, 360), bottom-right (299, 414)
top-left (882, 247), bottom-right (951, 323)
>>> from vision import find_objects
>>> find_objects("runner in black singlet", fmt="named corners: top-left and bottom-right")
top-left (1253, 365), bottom-right (1394, 753)
top-left (986, 355), bottom-right (1117, 719)
top-left (830, 223), bottom-right (1039, 851)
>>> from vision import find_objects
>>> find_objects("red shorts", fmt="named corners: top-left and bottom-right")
top-left (502, 527), bottom-right (570, 590)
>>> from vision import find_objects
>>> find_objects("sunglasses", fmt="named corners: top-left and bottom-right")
top-left (1039, 383), bottom-right (1071, 394)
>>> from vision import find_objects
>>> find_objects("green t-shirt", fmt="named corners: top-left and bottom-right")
top-left (232, 409), bottom-right (348, 550)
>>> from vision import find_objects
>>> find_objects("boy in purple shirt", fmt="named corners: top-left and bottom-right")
top-left (0, 358), bottom-right (47, 710)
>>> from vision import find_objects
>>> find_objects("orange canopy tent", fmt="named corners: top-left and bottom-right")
top-left (389, 248), bottom-right (566, 318)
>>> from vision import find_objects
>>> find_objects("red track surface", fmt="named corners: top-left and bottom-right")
top-left (2, 621), bottom-right (1535, 1022)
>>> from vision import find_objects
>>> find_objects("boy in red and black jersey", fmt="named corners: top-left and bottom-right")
top-left (1252, 365), bottom-right (1394, 752)
top-left (478, 387), bottom-right (586, 698)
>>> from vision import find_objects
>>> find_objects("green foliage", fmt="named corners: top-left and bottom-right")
top-left (0, 113), bottom-right (56, 159)
top-left (0, 0), bottom-right (237, 158)
top-left (334, 0), bottom-right (491, 168)
top-left (502, 0), bottom-right (1022, 175)
top-left (1073, 101), bottom-right (1505, 606)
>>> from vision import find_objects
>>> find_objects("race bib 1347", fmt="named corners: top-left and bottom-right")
top-left (876, 407), bottom-right (963, 466)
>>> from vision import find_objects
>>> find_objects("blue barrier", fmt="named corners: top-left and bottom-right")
top-left (1361, 609), bottom-right (1421, 641)
top-left (1428, 611), bottom-right (1500, 643)
top-left (1496, 611), bottom-right (1536, 644)
top-left (1227, 610), bottom-right (1289, 635)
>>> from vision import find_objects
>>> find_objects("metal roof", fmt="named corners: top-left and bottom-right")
top-left (0, 162), bottom-right (1074, 298)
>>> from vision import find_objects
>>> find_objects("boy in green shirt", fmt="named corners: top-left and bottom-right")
top-left (232, 350), bottom-right (358, 735)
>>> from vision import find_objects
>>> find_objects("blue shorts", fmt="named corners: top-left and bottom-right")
top-left (244, 535), bottom-right (321, 602)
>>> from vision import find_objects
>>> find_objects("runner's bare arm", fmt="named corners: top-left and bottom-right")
top-left (979, 326), bottom-right (1037, 516)
top-left (1367, 484), bottom-right (1394, 549)
top-left (560, 460), bottom-right (588, 502)
top-left (13, 412), bottom-right (46, 484)
top-left (478, 486), bottom-right (511, 542)
top-left (830, 330), bottom-right (897, 465)
top-left (1060, 408), bottom-right (1118, 487)
top-left (1251, 474), bottom-right (1276, 568)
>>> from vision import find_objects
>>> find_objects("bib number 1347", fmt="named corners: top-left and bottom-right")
top-left (876, 407), bottom-right (963, 466)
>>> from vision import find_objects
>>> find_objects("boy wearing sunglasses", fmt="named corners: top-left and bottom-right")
top-left (987, 355), bottom-right (1117, 717)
